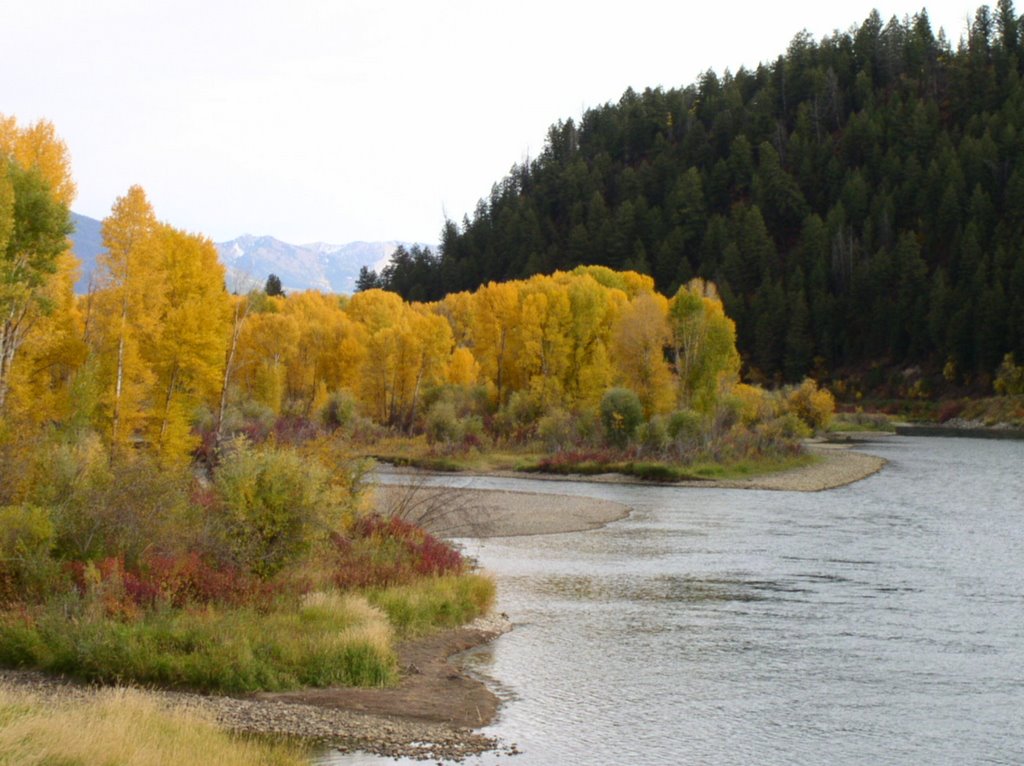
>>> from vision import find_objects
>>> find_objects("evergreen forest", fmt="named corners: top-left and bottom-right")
top-left (366, 4), bottom-right (1024, 391)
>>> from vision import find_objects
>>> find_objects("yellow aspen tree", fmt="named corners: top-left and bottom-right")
top-left (433, 290), bottom-right (475, 347)
top-left (145, 224), bottom-right (230, 465)
top-left (446, 346), bottom-right (480, 386)
top-left (470, 281), bottom-right (522, 405)
top-left (561, 274), bottom-right (622, 409)
top-left (402, 307), bottom-right (454, 427)
top-left (3, 250), bottom-right (86, 424)
top-left (360, 324), bottom-right (404, 424)
top-left (612, 292), bottom-right (676, 417)
top-left (0, 116), bottom-right (76, 416)
top-left (231, 302), bottom-right (298, 415)
top-left (0, 116), bottom-right (76, 207)
top-left (668, 278), bottom-right (740, 412)
top-left (345, 288), bottom-right (406, 334)
top-left (280, 291), bottom-right (364, 415)
top-left (92, 186), bottom-right (165, 449)
top-left (518, 276), bottom-right (572, 406)
top-left (215, 292), bottom-right (251, 447)
top-left (346, 289), bottom-right (410, 423)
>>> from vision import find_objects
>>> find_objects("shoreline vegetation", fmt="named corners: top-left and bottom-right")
top-left (0, 447), bottom-right (886, 762)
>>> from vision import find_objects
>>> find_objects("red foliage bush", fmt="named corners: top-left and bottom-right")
top-left (937, 399), bottom-right (965, 423)
top-left (65, 552), bottom-right (284, 613)
top-left (332, 514), bottom-right (464, 589)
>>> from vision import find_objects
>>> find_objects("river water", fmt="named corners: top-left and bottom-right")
top-left (323, 437), bottom-right (1024, 765)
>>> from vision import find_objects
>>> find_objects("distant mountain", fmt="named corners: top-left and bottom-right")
top-left (69, 212), bottom-right (104, 293)
top-left (216, 236), bottom-right (431, 295)
top-left (67, 213), bottom-right (429, 295)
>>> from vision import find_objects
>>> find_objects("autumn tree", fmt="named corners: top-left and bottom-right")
top-left (612, 292), bottom-right (675, 416)
top-left (0, 117), bottom-right (75, 416)
top-left (146, 224), bottom-right (230, 464)
top-left (669, 278), bottom-right (740, 412)
top-left (91, 186), bottom-right (164, 450)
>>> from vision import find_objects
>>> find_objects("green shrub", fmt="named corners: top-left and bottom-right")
top-left (32, 436), bottom-right (190, 566)
top-left (536, 409), bottom-right (575, 451)
top-left (600, 388), bottom-right (644, 448)
top-left (994, 353), bottom-right (1024, 395)
top-left (321, 390), bottom-right (359, 430)
top-left (667, 409), bottom-right (704, 443)
top-left (493, 390), bottom-right (545, 442)
top-left (213, 443), bottom-right (344, 578)
top-left (637, 416), bottom-right (669, 454)
top-left (424, 400), bottom-right (461, 445)
top-left (0, 505), bottom-right (58, 603)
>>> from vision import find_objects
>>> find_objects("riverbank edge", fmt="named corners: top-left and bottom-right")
top-left (894, 422), bottom-right (1024, 440)
top-left (378, 441), bottom-right (886, 495)
top-left (0, 613), bottom-right (516, 762)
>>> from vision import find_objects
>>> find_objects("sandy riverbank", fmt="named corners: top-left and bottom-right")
top-left (373, 443), bottom-right (887, 538)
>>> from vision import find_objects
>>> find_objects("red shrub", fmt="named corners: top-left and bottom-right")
top-left (332, 514), bottom-right (464, 589)
top-left (937, 399), bottom-right (964, 423)
top-left (65, 553), bottom-right (287, 613)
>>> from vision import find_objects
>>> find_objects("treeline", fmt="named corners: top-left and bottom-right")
top-left (369, 4), bottom-right (1024, 388)
top-left (3, 111), bottom-right (836, 481)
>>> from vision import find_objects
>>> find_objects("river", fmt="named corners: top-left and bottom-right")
top-left (322, 436), bottom-right (1024, 765)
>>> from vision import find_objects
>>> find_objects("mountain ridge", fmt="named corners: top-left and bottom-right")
top-left (69, 212), bottom-right (430, 295)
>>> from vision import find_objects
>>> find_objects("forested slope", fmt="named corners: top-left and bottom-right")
top-left (372, 5), bottom-right (1024, 388)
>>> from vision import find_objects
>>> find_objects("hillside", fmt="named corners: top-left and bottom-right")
top-left (374, 4), bottom-right (1024, 391)
top-left (68, 213), bottom-right (429, 295)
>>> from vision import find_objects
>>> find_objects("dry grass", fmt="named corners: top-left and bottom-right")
top-left (0, 685), bottom-right (308, 766)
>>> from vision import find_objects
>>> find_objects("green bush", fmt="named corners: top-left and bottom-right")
top-left (600, 388), bottom-right (644, 448)
top-left (0, 505), bottom-right (58, 603)
top-left (424, 400), bottom-right (461, 445)
top-left (213, 443), bottom-right (344, 578)
top-left (321, 390), bottom-right (359, 430)
top-left (637, 416), bottom-right (669, 454)
top-left (536, 409), bottom-right (575, 451)
top-left (994, 353), bottom-right (1024, 395)
top-left (493, 390), bottom-right (545, 442)
top-left (667, 409), bottom-right (704, 443)
top-left (31, 436), bottom-right (190, 566)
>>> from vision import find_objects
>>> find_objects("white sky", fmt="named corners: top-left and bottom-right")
top-left (2, 1), bottom-right (981, 245)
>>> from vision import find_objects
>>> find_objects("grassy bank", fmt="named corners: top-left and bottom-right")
top-left (0, 575), bottom-right (495, 694)
top-left (0, 685), bottom-right (308, 766)
top-left (371, 438), bottom-right (818, 483)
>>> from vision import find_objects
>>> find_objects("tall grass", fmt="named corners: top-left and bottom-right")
top-left (0, 592), bottom-right (396, 692)
top-left (0, 685), bottom-right (308, 766)
top-left (366, 573), bottom-right (496, 638)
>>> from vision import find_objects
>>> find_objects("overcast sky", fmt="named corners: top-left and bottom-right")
top-left (3, 1), bottom-right (981, 245)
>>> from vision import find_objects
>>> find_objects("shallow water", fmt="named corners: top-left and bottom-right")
top-left (320, 437), bottom-right (1024, 765)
